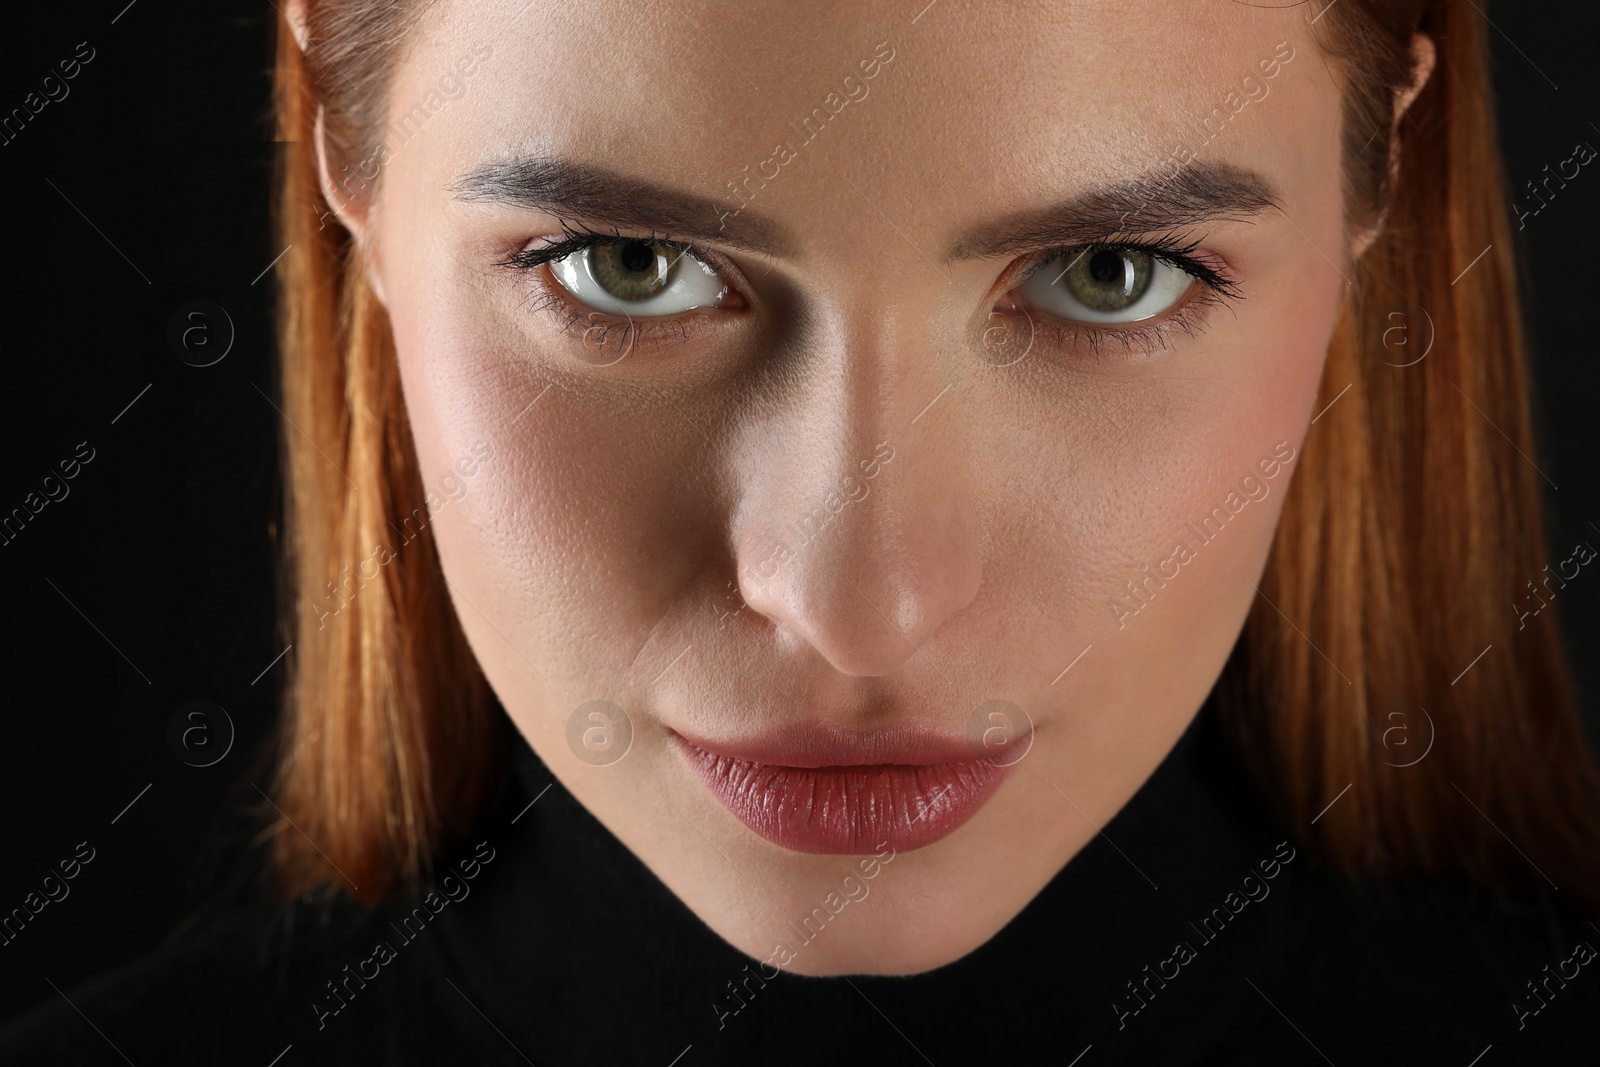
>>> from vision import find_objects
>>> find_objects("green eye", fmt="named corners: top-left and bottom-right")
top-left (551, 239), bottom-right (728, 316)
top-left (589, 240), bottom-right (678, 302)
top-left (1060, 249), bottom-right (1154, 312)
top-left (1019, 246), bottom-right (1194, 324)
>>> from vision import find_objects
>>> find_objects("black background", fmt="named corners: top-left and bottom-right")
top-left (1, 0), bottom-right (1596, 1025)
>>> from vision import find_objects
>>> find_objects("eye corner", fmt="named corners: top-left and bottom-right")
top-left (996, 237), bottom-right (1244, 360)
top-left (510, 231), bottom-right (735, 322)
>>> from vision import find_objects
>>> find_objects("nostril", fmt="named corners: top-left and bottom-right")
top-left (740, 559), bottom-right (972, 678)
top-left (730, 414), bottom-right (980, 678)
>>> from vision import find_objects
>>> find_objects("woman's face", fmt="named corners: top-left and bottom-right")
top-left (357, 0), bottom-right (1347, 975)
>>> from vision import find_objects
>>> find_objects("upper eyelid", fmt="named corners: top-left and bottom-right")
top-left (511, 226), bottom-right (1226, 278)
top-left (560, 230), bottom-right (699, 255)
top-left (506, 224), bottom-right (707, 264)
top-left (1022, 239), bottom-right (1213, 273)
top-left (501, 229), bottom-right (1240, 323)
top-left (1018, 240), bottom-right (1239, 298)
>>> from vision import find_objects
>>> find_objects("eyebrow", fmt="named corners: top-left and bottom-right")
top-left (451, 154), bottom-right (1280, 262)
top-left (947, 162), bottom-right (1281, 259)
top-left (451, 155), bottom-right (794, 256)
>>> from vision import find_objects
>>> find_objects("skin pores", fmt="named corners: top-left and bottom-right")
top-left (349, 0), bottom-right (1349, 975)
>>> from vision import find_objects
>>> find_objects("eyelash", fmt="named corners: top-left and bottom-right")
top-left (1007, 231), bottom-right (1243, 357)
top-left (496, 222), bottom-right (1242, 358)
top-left (497, 221), bottom-right (722, 351)
top-left (500, 220), bottom-right (703, 274)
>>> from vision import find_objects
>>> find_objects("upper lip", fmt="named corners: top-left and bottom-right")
top-left (668, 721), bottom-right (1024, 769)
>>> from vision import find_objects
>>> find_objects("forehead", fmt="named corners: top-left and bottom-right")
top-left (387, 0), bottom-right (1339, 247)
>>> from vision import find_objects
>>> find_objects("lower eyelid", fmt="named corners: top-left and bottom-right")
top-left (514, 244), bottom-right (1228, 360)
top-left (1003, 281), bottom-right (1228, 358)
top-left (527, 266), bottom-right (730, 353)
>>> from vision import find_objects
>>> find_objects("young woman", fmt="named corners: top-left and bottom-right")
top-left (4, 0), bottom-right (1598, 1062)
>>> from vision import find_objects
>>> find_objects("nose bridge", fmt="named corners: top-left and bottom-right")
top-left (734, 307), bottom-right (982, 677)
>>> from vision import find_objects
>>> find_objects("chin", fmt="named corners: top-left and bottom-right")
top-left (767, 913), bottom-right (999, 978)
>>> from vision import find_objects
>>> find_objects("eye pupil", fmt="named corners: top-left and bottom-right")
top-left (1088, 250), bottom-right (1123, 285)
top-left (619, 241), bottom-right (655, 274)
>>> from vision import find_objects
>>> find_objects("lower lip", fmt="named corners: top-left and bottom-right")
top-left (673, 738), bottom-right (1018, 854)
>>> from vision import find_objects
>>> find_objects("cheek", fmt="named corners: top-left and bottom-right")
top-left (388, 299), bottom-right (720, 683)
top-left (1023, 250), bottom-right (1340, 671)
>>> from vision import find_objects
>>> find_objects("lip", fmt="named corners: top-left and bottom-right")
top-left (670, 724), bottom-right (1028, 855)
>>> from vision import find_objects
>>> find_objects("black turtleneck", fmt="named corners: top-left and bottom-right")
top-left (2, 699), bottom-right (1596, 1065)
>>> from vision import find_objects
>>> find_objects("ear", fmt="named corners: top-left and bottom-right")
top-left (293, 4), bottom-right (390, 306)
top-left (1394, 33), bottom-right (1437, 122)
top-left (1351, 34), bottom-right (1437, 259)
top-left (283, 0), bottom-right (310, 51)
top-left (313, 109), bottom-right (390, 305)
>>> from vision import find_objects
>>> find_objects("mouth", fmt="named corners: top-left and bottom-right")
top-left (669, 725), bottom-right (1029, 855)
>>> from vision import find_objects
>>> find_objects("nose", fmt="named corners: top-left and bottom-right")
top-left (732, 316), bottom-right (982, 677)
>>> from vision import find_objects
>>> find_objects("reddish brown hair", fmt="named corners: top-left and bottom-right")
top-left (1223, 0), bottom-right (1600, 915)
top-left (267, 0), bottom-right (1600, 914)
top-left (267, 1), bottom-right (496, 901)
